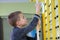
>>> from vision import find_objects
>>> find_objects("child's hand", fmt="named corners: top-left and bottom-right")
top-left (35, 3), bottom-right (40, 15)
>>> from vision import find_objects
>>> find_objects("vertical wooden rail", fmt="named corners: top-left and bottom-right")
top-left (42, 0), bottom-right (47, 40)
top-left (58, 0), bottom-right (60, 30)
top-left (46, 0), bottom-right (50, 40)
top-left (58, 0), bottom-right (60, 39)
top-left (42, 13), bottom-right (46, 40)
top-left (51, 0), bottom-right (56, 40)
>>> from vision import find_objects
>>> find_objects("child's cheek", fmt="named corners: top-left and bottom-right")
top-left (22, 20), bottom-right (27, 25)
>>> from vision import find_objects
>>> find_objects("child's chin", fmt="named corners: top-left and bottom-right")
top-left (22, 24), bottom-right (27, 26)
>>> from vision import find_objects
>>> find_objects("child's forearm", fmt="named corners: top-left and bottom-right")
top-left (22, 14), bottom-right (40, 34)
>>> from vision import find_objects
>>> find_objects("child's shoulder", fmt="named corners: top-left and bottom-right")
top-left (13, 27), bottom-right (20, 33)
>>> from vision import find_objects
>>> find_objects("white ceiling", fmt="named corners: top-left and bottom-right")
top-left (0, 0), bottom-right (29, 3)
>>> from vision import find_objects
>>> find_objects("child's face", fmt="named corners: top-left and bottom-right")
top-left (16, 14), bottom-right (27, 27)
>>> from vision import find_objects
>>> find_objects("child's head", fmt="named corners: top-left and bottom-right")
top-left (8, 11), bottom-right (27, 27)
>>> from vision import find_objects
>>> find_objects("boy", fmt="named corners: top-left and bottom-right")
top-left (8, 3), bottom-right (40, 40)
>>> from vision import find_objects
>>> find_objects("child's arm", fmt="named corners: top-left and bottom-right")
top-left (22, 3), bottom-right (40, 34)
top-left (23, 14), bottom-right (40, 34)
